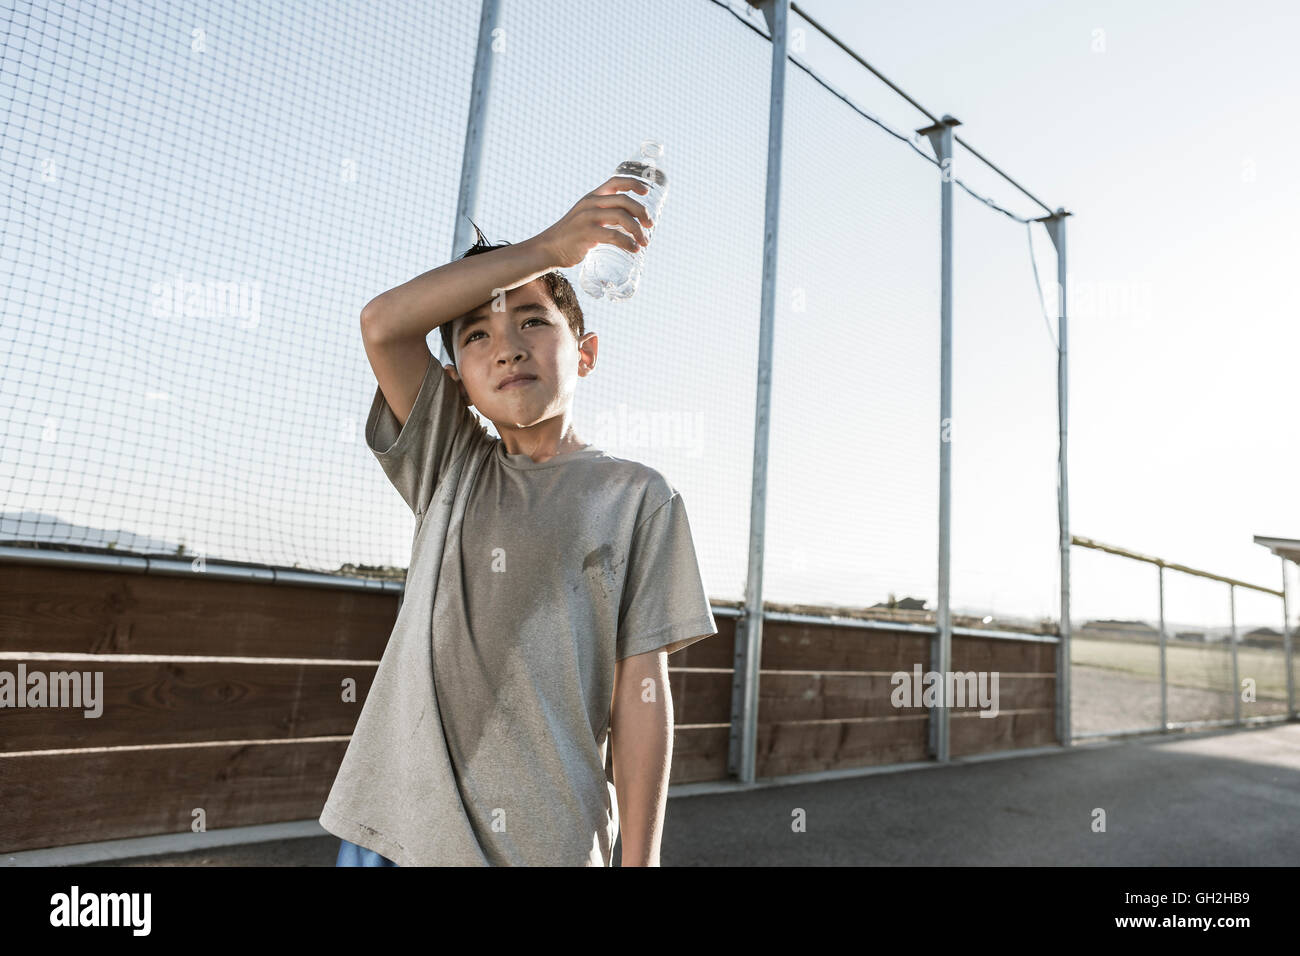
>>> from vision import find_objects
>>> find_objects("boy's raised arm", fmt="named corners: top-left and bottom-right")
top-left (360, 235), bottom-right (555, 347)
top-left (358, 175), bottom-right (651, 428)
top-left (359, 174), bottom-right (652, 347)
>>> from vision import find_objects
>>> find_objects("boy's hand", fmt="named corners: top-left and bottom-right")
top-left (532, 176), bottom-right (655, 269)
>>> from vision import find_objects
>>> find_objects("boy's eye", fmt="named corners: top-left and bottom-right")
top-left (464, 317), bottom-right (547, 344)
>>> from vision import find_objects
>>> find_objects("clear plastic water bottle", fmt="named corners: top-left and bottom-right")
top-left (579, 140), bottom-right (669, 301)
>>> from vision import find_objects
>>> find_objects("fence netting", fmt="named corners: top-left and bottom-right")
top-left (3, 0), bottom-right (1070, 624)
top-left (1068, 546), bottom-right (1164, 736)
top-left (2, 0), bottom-right (483, 574)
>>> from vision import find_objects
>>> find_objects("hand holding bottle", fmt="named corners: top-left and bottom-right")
top-left (532, 176), bottom-right (654, 270)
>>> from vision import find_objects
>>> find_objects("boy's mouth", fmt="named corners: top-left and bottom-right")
top-left (498, 373), bottom-right (538, 390)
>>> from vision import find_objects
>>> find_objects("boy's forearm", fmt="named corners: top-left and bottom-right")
top-left (360, 235), bottom-right (557, 340)
top-left (611, 661), bottom-right (674, 867)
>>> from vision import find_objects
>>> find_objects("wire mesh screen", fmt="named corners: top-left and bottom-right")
top-left (950, 146), bottom-right (1061, 628)
top-left (462, 0), bottom-right (772, 601)
top-left (1289, 557), bottom-right (1300, 716)
top-left (1162, 568), bottom-right (1236, 725)
top-left (1068, 546), bottom-right (1163, 735)
top-left (764, 56), bottom-right (939, 610)
top-left (2, 0), bottom-right (483, 573)
top-left (1232, 584), bottom-right (1288, 718)
top-left (2, 0), bottom-right (1069, 617)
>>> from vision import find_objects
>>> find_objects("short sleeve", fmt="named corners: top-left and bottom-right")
top-left (365, 351), bottom-right (485, 518)
top-left (616, 492), bottom-right (718, 661)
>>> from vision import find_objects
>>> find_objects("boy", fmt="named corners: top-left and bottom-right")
top-left (320, 176), bottom-right (718, 866)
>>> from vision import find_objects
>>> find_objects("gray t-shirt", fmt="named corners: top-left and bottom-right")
top-left (319, 352), bottom-right (718, 866)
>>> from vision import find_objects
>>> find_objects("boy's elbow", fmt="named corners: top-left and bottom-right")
top-left (360, 297), bottom-right (389, 339)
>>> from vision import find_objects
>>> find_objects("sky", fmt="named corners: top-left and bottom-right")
top-left (2, 0), bottom-right (1296, 634)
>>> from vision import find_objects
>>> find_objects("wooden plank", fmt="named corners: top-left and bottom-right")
top-left (0, 564), bottom-right (398, 659)
top-left (760, 673), bottom-right (922, 721)
top-left (759, 671), bottom-right (1055, 721)
top-left (1, 659), bottom-right (741, 753)
top-left (668, 726), bottom-right (730, 784)
top-left (0, 659), bottom-right (376, 752)
top-left (759, 714), bottom-right (927, 759)
top-left (669, 670), bottom-right (733, 725)
top-left (756, 716), bottom-right (930, 776)
top-left (760, 622), bottom-right (931, 672)
top-left (952, 634), bottom-right (1056, 672)
top-left (949, 709), bottom-right (1058, 756)
top-left (0, 562), bottom-right (734, 664)
top-left (0, 740), bottom-right (350, 853)
top-left (669, 617), bottom-right (734, 668)
top-left (943, 675), bottom-right (1056, 714)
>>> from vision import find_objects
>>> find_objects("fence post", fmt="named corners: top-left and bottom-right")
top-left (728, 0), bottom-right (789, 785)
top-left (1158, 562), bottom-right (1167, 730)
top-left (1283, 556), bottom-right (1295, 719)
top-left (443, 0), bottom-right (502, 366)
top-left (918, 115), bottom-right (961, 763)
top-left (1229, 583), bottom-right (1240, 724)
top-left (1042, 208), bottom-right (1072, 746)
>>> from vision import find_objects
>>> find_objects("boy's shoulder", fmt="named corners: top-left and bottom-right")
top-left (584, 450), bottom-right (681, 524)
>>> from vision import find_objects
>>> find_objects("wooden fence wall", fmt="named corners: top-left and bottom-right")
top-left (0, 559), bottom-right (1056, 853)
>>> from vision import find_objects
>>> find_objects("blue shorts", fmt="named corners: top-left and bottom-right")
top-left (335, 838), bottom-right (399, 867)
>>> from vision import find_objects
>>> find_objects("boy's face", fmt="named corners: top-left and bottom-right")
top-left (445, 280), bottom-right (596, 431)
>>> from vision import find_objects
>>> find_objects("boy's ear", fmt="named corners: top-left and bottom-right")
top-left (444, 363), bottom-right (472, 406)
top-left (577, 331), bottom-right (598, 377)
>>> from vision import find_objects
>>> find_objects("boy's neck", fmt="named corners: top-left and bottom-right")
top-left (497, 418), bottom-right (588, 463)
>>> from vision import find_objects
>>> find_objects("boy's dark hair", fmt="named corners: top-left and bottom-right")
top-left (441, 219), bottom-right (585, 366)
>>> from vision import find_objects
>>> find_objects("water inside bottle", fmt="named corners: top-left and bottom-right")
top-left (579, 158), bottom-right (669, 301)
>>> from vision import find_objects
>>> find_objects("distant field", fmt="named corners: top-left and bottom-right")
top-left (1071, 636), bottom-right (1290, 700)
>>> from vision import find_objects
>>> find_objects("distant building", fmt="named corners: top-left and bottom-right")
top-left (1078, 619), bottom-right (1159, 642)
top-left (1242, 627), bottom-right (1284, 649)
top-left (871, 594), bottom-right (928, 611)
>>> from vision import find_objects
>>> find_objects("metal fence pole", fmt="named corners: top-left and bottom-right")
top-left (1229, 583), bottom-right (1240, 724)
top-left (728, 0), bottom-right (789, 785)
top-left (1283, 556), bottom-right (1295, 718)
top-left (443, 0), bottom-right (502, 367)
top-left (918, 115), bottom-right (960, 763)
top-left (1043, 208), bottom-right (1072, 745)
top-left (1158, 563), bottom-right (1168, 730)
